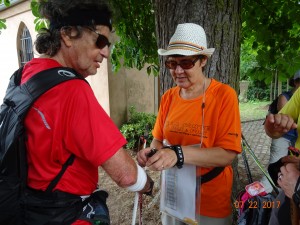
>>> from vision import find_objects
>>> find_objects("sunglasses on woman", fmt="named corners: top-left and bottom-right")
top-left (87, 27), bottom-right (111, 49)
top-left (165, 57), bottom-right (201, 70)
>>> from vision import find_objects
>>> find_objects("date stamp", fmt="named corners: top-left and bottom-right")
top-left (234, 200), bottom-right (281, 209)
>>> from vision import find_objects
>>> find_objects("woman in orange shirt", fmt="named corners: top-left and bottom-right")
top-left (138, 23), bottom-right (241, 225)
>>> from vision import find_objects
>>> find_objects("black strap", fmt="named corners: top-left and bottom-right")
top-left (199, 167), bottom-right (225, 184)
top-left (24, 67), bottom-right (86, 102)
top-left (45, 154), bottom-right (76, 193)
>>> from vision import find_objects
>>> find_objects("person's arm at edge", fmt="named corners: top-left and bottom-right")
top-left (264, 113), bottom-right (297, 139)
top-left (277, 94), bottom-right (288, 111)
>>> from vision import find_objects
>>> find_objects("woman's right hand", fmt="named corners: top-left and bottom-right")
top-left (137, 147), bottom-right (153, 167)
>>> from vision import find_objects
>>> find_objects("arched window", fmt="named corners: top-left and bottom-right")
top-left (19, 26), bottom-right (33, 66)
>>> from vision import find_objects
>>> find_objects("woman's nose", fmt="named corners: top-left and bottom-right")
top-left (175, 64), bottom-right (184, 73)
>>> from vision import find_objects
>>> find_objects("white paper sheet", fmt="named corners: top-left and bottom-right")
top-left (160, 164), bottom-right (197, 224)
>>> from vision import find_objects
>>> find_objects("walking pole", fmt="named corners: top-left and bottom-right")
top-left (139, 135), bottom-right (147, 225)
top-left (241, 139), bottom-right (253, 184)
top-left (241, 134), bottom-right (279, 194)
top-left (132, 193), bottom-right (139, 225)
top-left (132, 128), bottom-right (149, 225)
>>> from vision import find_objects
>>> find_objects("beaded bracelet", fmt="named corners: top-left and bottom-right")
top-left (165, 145), bottom-right (184, 169)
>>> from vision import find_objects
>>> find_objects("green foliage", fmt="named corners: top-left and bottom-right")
top-left (0, 0), bottom-right (9, 33)
top-left (240, 37), bottom-right (258, 80)
top-left (1, 0), bottom-right (10, 7)
top-left (242, 1), bottom-right (300, 82)
top-left (0, 19), bottom-right (6, 31)
top-left (31, 0), bottom-right (48, 31)
top-left (120, 106), bottom-right (156, 150)
top-left (109, 0), bottom-right (159, 76)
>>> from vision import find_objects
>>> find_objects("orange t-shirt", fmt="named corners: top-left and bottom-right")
top-left (153, 79), bottom-right (241, 218)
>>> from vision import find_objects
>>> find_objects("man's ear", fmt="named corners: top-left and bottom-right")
top-left (60, 29), bottom-right (73, 47)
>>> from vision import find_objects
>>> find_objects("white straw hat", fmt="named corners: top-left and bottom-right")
top-left (158, 23), bottom-right (215, 57)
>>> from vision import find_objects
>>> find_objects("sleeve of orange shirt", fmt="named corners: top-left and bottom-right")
top-left (212, 84), bottom-right (242, 153)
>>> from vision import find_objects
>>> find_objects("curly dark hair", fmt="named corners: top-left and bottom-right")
top-left (35, 0), bottom-right (112, 56)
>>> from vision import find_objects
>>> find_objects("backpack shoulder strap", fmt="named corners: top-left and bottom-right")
top-left (45, 154), bottom-right (75, 194)
top-left (24, 67), bottom-right (86, 101)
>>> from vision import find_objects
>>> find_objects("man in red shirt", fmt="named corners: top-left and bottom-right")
top-left (12, 0), bottom-right (153, 224)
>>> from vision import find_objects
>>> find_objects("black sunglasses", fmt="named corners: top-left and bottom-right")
top-left (165, 57), bottom-right (201, 70)
top-left (87, 27), bottom-right (111, 49)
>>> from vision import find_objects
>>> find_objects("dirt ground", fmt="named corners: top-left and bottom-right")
top-left (99, 149), bottom-right (162, 225)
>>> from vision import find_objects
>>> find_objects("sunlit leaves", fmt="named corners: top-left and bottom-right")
top-left (109, 0), bottom-right (158, 76)
top-left (0, 19), bottom-right (6, 30)
top-left (30, 0), bottom-right (40, 17)
top-left (3, 0), bottom-right (10, 7)
top-left (30, 0), bottom-right (48, 31)
top-left (242, 0), bottom-right (300, 83)
top-left (33, 17), bottom-right (48, 31)
top-left (0, 0), bottom-right (9, 33)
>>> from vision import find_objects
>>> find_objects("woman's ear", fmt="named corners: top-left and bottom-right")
top-left (200, 56), bottom-right (208, 67)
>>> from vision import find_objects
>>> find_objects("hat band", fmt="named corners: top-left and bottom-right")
top-left (168, 42), bottom-right (205, 52)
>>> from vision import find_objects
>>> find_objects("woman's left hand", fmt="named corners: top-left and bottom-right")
top-left (146, 148), bottom-right (178, 171)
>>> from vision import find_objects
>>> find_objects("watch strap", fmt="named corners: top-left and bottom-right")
top-left (165, 145), bottom-right (184, 169)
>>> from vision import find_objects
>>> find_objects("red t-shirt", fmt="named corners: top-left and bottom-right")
top-left (22, 58), bottom-right (126, 225)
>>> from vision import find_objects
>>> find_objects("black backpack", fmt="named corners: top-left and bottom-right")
top-left (237, 192), bottom-right (276, 225)
top-left (0, 66), bottom-right (85, 225)
top-left (268, 91), bottom-right (293, 114)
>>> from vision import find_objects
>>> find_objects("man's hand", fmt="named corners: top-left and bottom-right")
top-left (278, 163), bottom-right (300, 198)
top-left (281, 155), bottom-right (300, 168)
top-left (264, 113), bottom-right (297, 139)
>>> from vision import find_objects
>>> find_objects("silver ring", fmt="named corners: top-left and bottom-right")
top-left (278, 174), bottom-right (283, 180)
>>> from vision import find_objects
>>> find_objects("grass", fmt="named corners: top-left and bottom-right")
top-left (239, 100), bottom-right (270, 122)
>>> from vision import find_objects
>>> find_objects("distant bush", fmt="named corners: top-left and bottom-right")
top-left (246, 81), bottom-right (270, 101)
top-left (246, 80), bottom-right (289, 102)
top-left (120, 106), bottom-right (156, 150)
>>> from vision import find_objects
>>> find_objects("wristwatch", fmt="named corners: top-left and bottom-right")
top-left (292, 176), bottom-right (300, 208)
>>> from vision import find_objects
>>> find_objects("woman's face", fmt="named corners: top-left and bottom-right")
top-left (65, 25), bottom-right (111, 78)
top-left (166, 56), bottom-right (207, 89)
